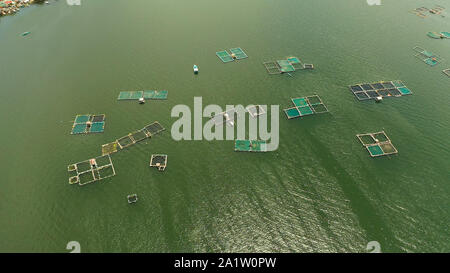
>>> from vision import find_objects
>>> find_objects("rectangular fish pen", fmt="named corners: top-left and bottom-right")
top-left (283, 95), bottom-right (329, 119)
top-left (67, 155), bottom-right (116, 186)
top-left (348, 80), bottom-right (412, 101)
top-left (149, 154), bottom-right (168, 171)
top-left (216, 48), bottom-right (248, 63)
top-left (410, 6), bottom-right (446, 18)
top-left (413, 46), bottom-right (442, 66)
top-left (263, 56), bottom-right (312, 75)
top-left (356, 131), bottom-right (398, 157)
top-left (210, 108), bottom-right (240, 126)
top-left (71, 114), bottom-right (106, 135)
top-left (234, 140), bottom-right (267, 152)
top-left (117, 90), bottom-right (168, 101)
top-left (101, 121), bottom-right (165, 155)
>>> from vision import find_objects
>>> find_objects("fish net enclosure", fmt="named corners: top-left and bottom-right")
top-left (71, 114), bottom-right (105, 134)
top-left (102, 142), bottom-right (118, 156)
top-left (67, 155), bottom-right (116, 186)
top-left (284, 95), bottom-right (329, 119)
top-left (216, 50), bottom-right (234, 63)
top-left (348, 80), bottom-right (412, 101)
top-left (118, 90), bottom-right (168, 100)
top-left (246, 105), bottom-right (266, 118)
top-left (234, 140), bottom-right (267, 152)
top-left (117, 135), bottom-right (135, 149)
top-left (443, 69), bottom-right (450, 77)
top-left (356, 131), bottom-right (398, 157)
top-left (127, 194), bottom-right (138, 204)
top-left (229, 48), bottom-right (248, 60)
top-left (264, 56), bottom-right (311, 75)
top-left (143, 121), bottom-right (165, 136)
top-left (149, 154), bottom-right (168, 171)
top-left (413, 46), bottom-right (442, 66)
top-left (102, 121), bottom-right (165, 153)
top-left (263, 61), bottom-right (282, 74)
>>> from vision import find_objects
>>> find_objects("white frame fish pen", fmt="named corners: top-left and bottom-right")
top-left (410, 5), bottom-right (446, 18)
top-left (68, 155), bottom-right (116, 186)
top-left (348, 80), bottom-right (412, 101)
top-left (127, 194), bottom-right (138, 204)
top-left (263, 56), bottom-right (313, 75)
top-left (246, 105), bottom-right (266, 118)
top-left (356, 130), bottom-right (398, 157)
top-left (101, 121), bottom-right (165, 155)
top-left (413, 46), bottom-right (443, 66)
top-left (210, 108), bottom-right (240, 127)
top-left (443, 69), bottom-right (450, 77)
top-left (283, 95), bottom-right (329, 119)
top-left (216, 47), bottom-right (248, 63)
top-left (149, 154), bottom-right (168, 171)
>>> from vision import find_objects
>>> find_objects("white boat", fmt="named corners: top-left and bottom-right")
top-left (193, 64), bottom-right (199, 74)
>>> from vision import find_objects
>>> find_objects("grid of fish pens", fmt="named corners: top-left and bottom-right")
top-left (283, 95), bottom-right (329, 119)
top-left (263, 56), bottom-right (310, 75)
top-left (413, 46), bottom-right (443, 66)
top-left (71, 114), bottom-right (106, 135)
top-left (246, 105), bottom-right (266, 118)
top-left (67, 155), bottom-right (116, 186)
top-left (117, 90), bottom-right (168, 100)
top-left (356, 131), bottom-right (398, 157)
top-left (102, 121), bottom-right (165, 155)
top-left (349, 80), bottom-right (412, 101)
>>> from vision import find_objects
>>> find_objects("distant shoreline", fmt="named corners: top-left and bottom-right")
top-left (0, 0), bottom-right (46, 18)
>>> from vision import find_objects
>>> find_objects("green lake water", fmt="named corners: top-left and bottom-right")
top-left (0, 0), bottom-right (449, 252)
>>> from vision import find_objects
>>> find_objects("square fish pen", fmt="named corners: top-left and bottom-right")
top-left (117, 90), bottom-right (168, 101)
top-left (101, 121), bottom-right (165, 155)
top-left (216, 48), bottom-right (248, 63)
top-left (410, 6), bottom-right (446, 18)
top-left (413, 46), bottom-right (442, 66)
top-left (263, 56), bottom-right (312, 75)
top-left (71, 114), bottom-right (106, 135)
top-left (67, 155), bottom-right (116, 186)
top-left (283, 95), bottom-right (329, 119)
top-left (149, 154), bottom-right (168, 171)
top-left (348, 80), bottom-right (412, 101)
top-left (127, 194), bottom-right (138, 204)
top-left (443, 69), bottom-right (450, 77)
top-left (246, 105), bottom-right (266, 118)
top-left (356, 131), bottom-right (398, 157)
top-left (234, 140), bottom-right (267, 152)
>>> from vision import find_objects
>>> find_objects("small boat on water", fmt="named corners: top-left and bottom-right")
top-left (375, 96), bottom-right (383, 103)
top-left (193, 64), bottom-right (199, 74)
top-left (21, 31), bottom-right (31, 37)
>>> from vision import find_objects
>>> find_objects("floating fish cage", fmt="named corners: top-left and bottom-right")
top-left (127, 194), bottom-right (138, 204)
top-left (216, 47), bottom-right (248, 63)
top-left (356, 131), bottom-right (398, 157)
top-left (443, 69), bottom-right (450, 77)
top-left (410, 5), bottom-right (445, 18)
top-left (210, 108), bottom-right (239, 126)
top-left (283, 95), bottom-right (329, 119)
top-left (246, 105), bottom-right (266, 118)
top-left (427, 32), bottom-right (450, 39)
top-left (263, 56), bottom-right (312, 75)
top-left (413, 46), bottom-right (442, 66)
top-left (67, 155), bottom-right (116, 186)
top-left (348, 80), bottom-right (412, 101)
top-left (101, 121), bottom-right (165, 155)
top-left (234, 140), bottom-right (267, 152)
top-left (149, 154), bottom-right (168, 171)
top-left (71, 114), bottom-right (105, 135)
top-left (117, 90), bottom-right (168, 101)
